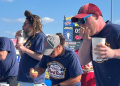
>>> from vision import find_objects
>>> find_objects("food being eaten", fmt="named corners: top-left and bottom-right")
top-left (84, 67), bottom-right (93, 70)
top-left (18, 30), bottom-right (22, 34)
top-left (31, 69), bottom-right (34, 73)
top-left (34, 71), bottom-right (38, 73)
top-left (31, 69), bottom-right (38, 74)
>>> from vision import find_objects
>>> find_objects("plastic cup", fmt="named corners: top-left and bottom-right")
top-left (16, 36), bottom-right (24, 49)
top-left (92, 37), bottom-right (106, 61)
top-left (18, 37), bottom-right (24, 43)
top-left (0, 83), bottom-right (9, 86)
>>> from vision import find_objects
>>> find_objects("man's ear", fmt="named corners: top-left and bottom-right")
top-left (94, 12), bottom-right (99, 20)
top-left (57, 45), bottom-right (61, 50)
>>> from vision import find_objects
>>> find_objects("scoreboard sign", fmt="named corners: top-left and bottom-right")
top-left (73, 26), bottom-right (81, 42)
top-left (63, 27), bottom-right (73, 42)
top-left (68, 41), bottom-right (81, 50)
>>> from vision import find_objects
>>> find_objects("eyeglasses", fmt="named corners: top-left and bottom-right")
top-left (77, 14), bottom-right (92, 25)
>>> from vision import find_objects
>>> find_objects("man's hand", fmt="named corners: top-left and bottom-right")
top-left (15, 30), bottom-right (22, 38)
top-left (79, 27), bottom-right (91, 40)
top-left (30, 68), bottom-right (38, 78)
top-left (94, 43), bottom-right (115, 59)
top-left (15, 43), bottom-right (26, 52)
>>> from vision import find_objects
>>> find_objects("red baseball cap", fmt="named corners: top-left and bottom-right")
top-left (71, 3), bottom-right (103, 22)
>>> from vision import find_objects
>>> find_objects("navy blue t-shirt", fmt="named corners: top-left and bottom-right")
top-left (17, 32), bottom-right (46, 83)
top-left (39, 47), bottom-right (83, 86)
top-left (0, 37), bottom-right (18, 80)
top-left (91, 21), bottom-right (120, 86)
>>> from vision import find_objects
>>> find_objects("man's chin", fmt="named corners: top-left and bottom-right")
top-left (23, 34), bottom-right (30, 39)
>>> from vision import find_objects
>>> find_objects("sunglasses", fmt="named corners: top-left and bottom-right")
top-left (77, 14), bottom-right (92, 25)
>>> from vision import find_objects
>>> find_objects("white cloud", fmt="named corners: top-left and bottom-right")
top-left (11, 32), bottom-right (16, 35)
top-left (1, 18), bottom-right (25, 23)
top-left (5, 31), bottom-right (11, 33)
top-left (14, 18), bottom-right (25, 22)
top-left (42, 17), bottom-right (54, 24)
top-left (5, 31), bottom-right (15, 36)
top-left (115, 20), bottom-right (120, 24)
top-left (1, 17), bottom-right (54, 24)
top-left (2, 0), bottom-right (13, 2)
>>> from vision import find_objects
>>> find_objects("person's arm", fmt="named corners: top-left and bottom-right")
top-left (78, 39), bottom-right (92, 65)
top-left (34, 67), bottom-right (46, 76)
top-left (24, 47), bottom-right (43, 61)
top-left (58, 75), bottom-right (82, 86)
top-left (16, 43), bottom-right (43, 61)
top-left (94, 43), bottom-right (120, 59)
top-left (0, 51), bottom-right (8, 60)
top-left (30, 67), bottom-right (46, 78)
top-left (114, 49), bottom-right (120, 59)
top-left (30, 55), bottom-right (47, 78)
top-left (18, 50), bottom-right (22, 56)
top-left (52, 75), bottom-right (82, 86)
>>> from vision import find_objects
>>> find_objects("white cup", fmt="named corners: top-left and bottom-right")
top-left (0, 83), bottom-right (9, 86)
top-left (92, 37), bottom-right (106, 61)
top-left (18, 37), bottom-right (24, 43)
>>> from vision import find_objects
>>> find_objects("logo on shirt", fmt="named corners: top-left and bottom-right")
top-left (47, 61), bottom-right (66, 79)
top-left (24, 40), bottom-right (31, 48)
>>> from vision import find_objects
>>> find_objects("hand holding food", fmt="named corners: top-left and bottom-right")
top-left (15, 30), bottom-right (22, 38)
top-left (84, 66), bottom-right (93, 70)
top-left (30, 68), bottom-right (38, 78)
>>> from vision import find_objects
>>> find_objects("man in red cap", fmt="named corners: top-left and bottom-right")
top-left (71, 3), bottom-right (120, 86)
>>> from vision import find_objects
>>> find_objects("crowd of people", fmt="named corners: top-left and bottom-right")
top-left (0, 2), bottom-right (120, 86)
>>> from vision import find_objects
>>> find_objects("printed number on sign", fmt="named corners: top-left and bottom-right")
top-left (75, 28), bottom-right (80, 33)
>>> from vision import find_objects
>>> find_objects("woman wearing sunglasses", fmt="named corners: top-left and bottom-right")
top-left (30, 33), bottom-right (83, 86)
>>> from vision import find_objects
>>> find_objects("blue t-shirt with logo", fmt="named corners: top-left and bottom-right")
top-left (17, 32), bottom-right (46, 84)
top-left (39, 47), bottom-right (83, 86)
top-left (91, 21), bottom-right (120, 86)
top-left (0, 37), bottom-right (18, 80)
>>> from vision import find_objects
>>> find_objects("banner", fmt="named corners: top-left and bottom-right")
top-left (64, 20), bottom-right (75, 26)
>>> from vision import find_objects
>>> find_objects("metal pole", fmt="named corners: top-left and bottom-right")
top-left (111, 0), bottom-right (112, 22)
top-left (63, 15), bottom-right (66, 36)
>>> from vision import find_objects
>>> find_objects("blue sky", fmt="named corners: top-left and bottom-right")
top-left (0, 0), bottom-right (120, 38)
